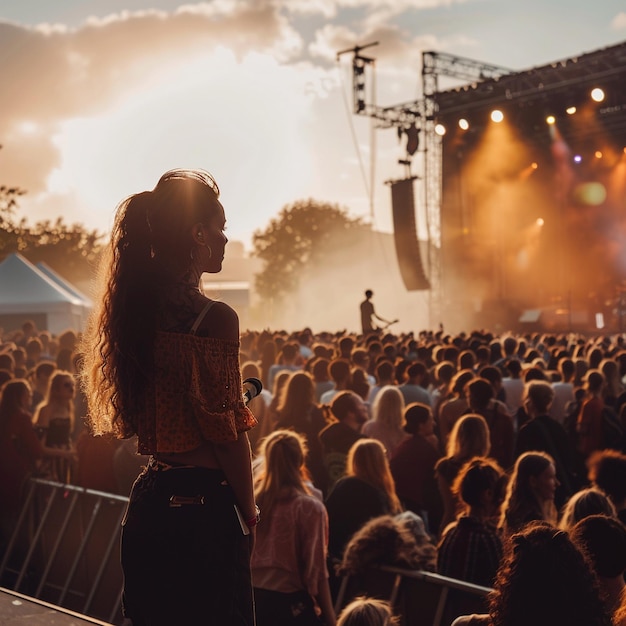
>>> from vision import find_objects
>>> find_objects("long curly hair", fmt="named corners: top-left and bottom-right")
top-left (488, 521), bottom-right (611, 626)
top-left (79, 169), bottom-right (221, 438)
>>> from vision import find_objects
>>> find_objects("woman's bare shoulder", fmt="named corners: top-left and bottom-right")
top-left (195, 300), bottom-right (239, 341)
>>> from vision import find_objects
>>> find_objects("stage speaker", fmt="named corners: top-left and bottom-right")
top-left (390, 178), bottom-right (430, 291)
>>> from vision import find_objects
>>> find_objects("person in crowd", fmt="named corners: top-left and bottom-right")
top-left (362, 385), bottom-right (408, 459)
top-left (321, 358), bottom-right (353, 406)
top-left (452, 521), bottom-right (612, 626)
top-left (570, 514), bottom-right (626, 617)
top-left (312, 357), bottom-right (335, 403)
top-left (325, 439), bottom-right (403, 566)
top-left (80, 169), bottom-right (257, 625)
top-left (558, 487), bottom-right (617, 530)
top-left (33, 369), bottom-right (77, 483)
top-left (275, 370), bottom-right (330, 494)
top-left (252, 430), bottom-right (336, 626)
top-left (550, 357), bottom-right (576, 425)
top-left (319, 391), bottom-right (368, 490)
top-left (514, 380), bottom-right (579, 508)
top-left (577, 369), bottom-right (606, 458)
top-left (501, 359), bottom-right (524, 418)
top-left (241, 360), bottom-right (269, 453)
top-left (264, 369), bottom-right (292, 440)
top-left (398, 361), bottom-right (432, 407)
top-left (267, 341), bottom-right (302, 393)
top-left (336, 597), bottom-right (399, 626)
top-left (28, 360), bottom-right (56, 413)
top-left (337, 513), bottom-right (437, 578)
top-left (367, 360), bottom-right (395, 408)
top-left (348, 366), bottom-right (372, 403)
top-left (587, 449), bottom-right (626, 525)
top-left (390, 403), bottom-right (442, 533)
top-left (435, 413), bottom-right (491, 536)
top-left (438, 369), bottom-right (475, 450)
top-left (0, 379), bottom-right (76, 542)
top-left (437, 457), bottom-right (505, 588)
top-left (465, 378), bottom-right (515, 470)
top-left (498, 451), bottom-right (558, 539)
top-left (430, 360), bottom-right (457, 423)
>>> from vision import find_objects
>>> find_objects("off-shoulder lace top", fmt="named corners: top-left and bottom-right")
top-left (135, 300), bottom-right (257, 454)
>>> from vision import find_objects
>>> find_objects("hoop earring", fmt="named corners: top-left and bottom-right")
top-left (190, 246), bottom-right (196, 261)
top-left (205, 245), bottom-right (212, 259)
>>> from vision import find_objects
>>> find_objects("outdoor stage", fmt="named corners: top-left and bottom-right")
top-left (0, 587), bottom-right (115, 626)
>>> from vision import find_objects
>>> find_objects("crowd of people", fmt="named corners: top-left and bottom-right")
top-left (3, 318), bottom-right (626, 624)
top-left (2, 169), bottom-right (626, 626)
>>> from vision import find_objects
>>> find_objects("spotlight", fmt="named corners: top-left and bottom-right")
top-left (458, 118), bottom-right (469, 130)
top-left (531, 162), bottom-right (538, 170)
top-left (595, 151), bottom-right (603, 159)
top-left (574, 155), bottom-right (582, 163)
top-left (591, 88), bottom-right (605, 103)
top-left (536, 218), bottom-right (544, 227)
top-left (566, 106), bottom-right (577, 115)
top-left (491, 110), bottom-right (504, 123)
top-left (435, 123), bottom-right (446, 136)
top-left (546, 115), bottom-right (556, 125)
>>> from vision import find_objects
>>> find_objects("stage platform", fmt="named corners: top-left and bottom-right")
top-left (0, 587), bottom-right (116, 625)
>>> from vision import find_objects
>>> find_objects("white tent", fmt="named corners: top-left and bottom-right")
top-left (0, 253), bottom-right (92, 335)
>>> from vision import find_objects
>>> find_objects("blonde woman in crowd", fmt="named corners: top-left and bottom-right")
top-left (361, 385), bottom-right (408, 459)
top-left (326, 439), bottom-right (402, 565)
top-left (252, 429), bottom-right (336, 626)
top-left (336, 597), bottom-right (399, 626)
top-left (33, 369), bottom-right (76, 482)
top-left (434, 413), bottom-right (491, 536)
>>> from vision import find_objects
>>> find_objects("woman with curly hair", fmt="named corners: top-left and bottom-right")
top-left (80, 169), bottom-right (257, 625)
top-left (452, 521), bottom-right (612, 626)
top-left (252, 429), bottom-right (336, 626)
top-left (498, 451), bottom-right (558, 539)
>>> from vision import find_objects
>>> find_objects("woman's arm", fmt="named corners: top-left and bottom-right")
top-left (315, 578), bottom-right (336, 626)
top-left (212, 432), bottom-right (256, 522)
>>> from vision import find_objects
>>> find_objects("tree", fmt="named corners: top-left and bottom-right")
top-left (252, 199), bottom-right (367, 303)
top-left (0, 170), bottom-right (104, 284)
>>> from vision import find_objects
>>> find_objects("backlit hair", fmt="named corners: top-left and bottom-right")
top-left (347, 439), bottom-right (401, 514)
top-left (254, 429), bottom-right (311, 517)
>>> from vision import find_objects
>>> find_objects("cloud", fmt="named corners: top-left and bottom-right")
top-left (611, 12), bottom-right (626, 30)
top-left (0, 3), bottom-right (303, 215)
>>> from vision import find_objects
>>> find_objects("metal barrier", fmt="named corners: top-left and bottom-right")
top-left (0, 478), bottom-right (127, 625)
top-left (334, 565), bottom-right (492, 626)
top-left (2, 479), bottom-right (492, 626)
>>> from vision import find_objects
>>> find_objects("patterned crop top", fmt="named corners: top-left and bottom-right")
top-left (135, 302), bottom-right (257, 455)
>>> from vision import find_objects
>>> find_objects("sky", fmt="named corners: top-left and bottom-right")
top-left (1, 0), bottom-right (625, 253)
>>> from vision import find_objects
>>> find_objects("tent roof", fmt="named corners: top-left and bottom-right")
top-left (36, 262), bottom-right (93, 307)
top-left (0, 253), bottom-right (84, 306)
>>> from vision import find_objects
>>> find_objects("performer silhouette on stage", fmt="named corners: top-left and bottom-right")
top-left (360, 289), bottom-right (394, 335)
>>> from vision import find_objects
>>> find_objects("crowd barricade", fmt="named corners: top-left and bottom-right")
top-left (0, 478), bottom-right (127, 625)
top-left (2, 478), bottom-right (493, 626)
top-left (334, 565), bottom-right (492, 626)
